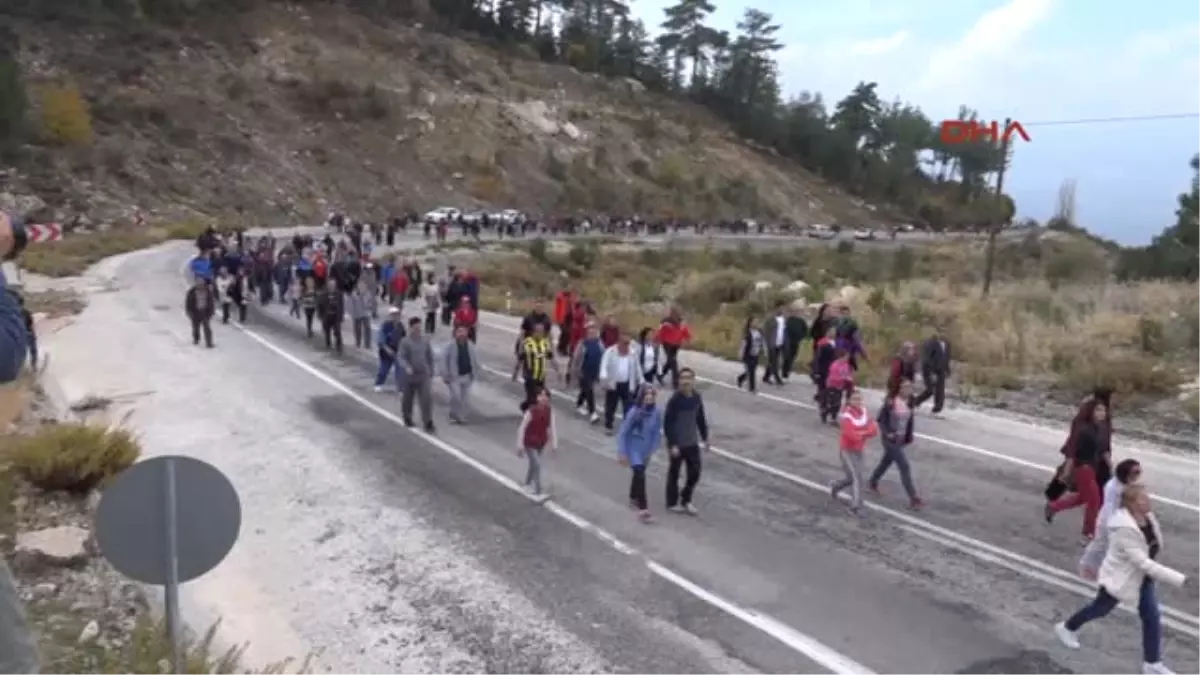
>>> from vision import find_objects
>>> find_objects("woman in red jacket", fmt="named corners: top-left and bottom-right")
top-left (656, 308), bottom-right (692, 389)
top-left (453, 297), bottom-right (478, 343)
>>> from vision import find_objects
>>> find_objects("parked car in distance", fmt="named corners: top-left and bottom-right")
top-left (807, 227), bottom-right (837, 240)
top-left (494, 209), bottom-right (523, 224)
top-left (853, 228), bottom-right (878, 241)
top-left (424, 206), bottom-right (461, 223)
top-left (460, 210), bottom-right (488, 225)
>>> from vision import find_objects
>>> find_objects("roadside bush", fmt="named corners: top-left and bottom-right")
top-left (164, 221), bottom-right (211, 240)
top-left (9, 422), bottom-right (140, 494)
top-left (38, 82), bottom-right (94, 146)
top-left (567, 240), bottom-right (599, 270)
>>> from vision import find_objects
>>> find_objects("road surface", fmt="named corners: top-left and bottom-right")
top-left (41, 237), bottom-right (1196, 673)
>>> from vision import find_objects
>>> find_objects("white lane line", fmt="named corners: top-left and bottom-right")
top-left (899, 525), bottom-right (1200, 639)
top-left (477, 318), bottom-right (1200, 514)
top-left (187, 277), bottom-right (872, 674)
top-left (472, 362), bottom-right (1200, 634)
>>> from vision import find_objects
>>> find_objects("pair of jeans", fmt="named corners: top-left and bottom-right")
top-left (870, 439), bottom-right (918, 500)
top-left (603, 381), bottom-right (633, 430)
top-left (1065, 578), bottom-right (1161, 663)
top-left (629, 465), bottom-right (648, 510)
top-left (831, 450), bottom-right (866, 509)
top-left (576, 375), bottom-right (596, 415)
top-left (375, 351), bottom-right (405, 390)
top-left (660, 345), bottom-right (681, 388)
top-left (523, 447), bottom-right (543, 494)
top-left (737, 356), bottom-right (759, 392)
top-left (666, 445), bottom-right (702, 507)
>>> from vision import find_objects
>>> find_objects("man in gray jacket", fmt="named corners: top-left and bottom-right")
top-left (761, 303), bottom-right (787, 386)
top-left (442, 325), bottom-right (478, 424)
top-left (399, 316), bottom-right (436, 432)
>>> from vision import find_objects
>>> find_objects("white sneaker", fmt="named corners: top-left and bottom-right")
top-left (1143, 662), bottom-right (1174, 675)
top-left (668, 505), bottom-right (685, 514)
top-left (1054, 622), bottom-right (1080, 649)
top-left (373, 385), bottom-right (384, 393)
top-left (683, 503), bottom-right (698, 516)
top-left (589, 412), bottom-right (599, 424)
top-left (576, 405), bottom-right (586, 416)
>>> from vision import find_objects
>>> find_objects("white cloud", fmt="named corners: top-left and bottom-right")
top-left (916, 0), bottom-right (1056, 97)
top-left (847, 30), bottom-right (910, 56)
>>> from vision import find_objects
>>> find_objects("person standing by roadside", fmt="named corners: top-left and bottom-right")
top-left (914, 327), bottom-right (951, 415)
top-left (374, 307), bottom-right (405, 392)
top-left (781, 305), bottom-right (807, 381)
top-left (299, 277), bottom-right (317, 338)
top-left (1046, 398), bottom-right (1111, 542)
top-left (735, 314), bottom-right (763, 393)
top-left (317, 284), bottom-right (345, 353)
top-left (1054, 483), bottom-right (1186, 675)
top-left (761, 303), bottom-right (788, 386)
top-left (399, 317), bottom-right (436, 432)
top-left (1080, 459), bottom-right (1142, 581)
top-left (570, 323), bottom-right (604, 424)
top-left (664, 368), bottom-right (709, 515)
top-left (617, 385), bottom-right (663, 523)
top-left (600, 331), bottom-right (641, 434)
top-left (347, 278), bottom-right (373, 349)
top-left (830, 389), bottom-right (878, 516)
top-left (516, 388), bottom-right (558, 499)
top-left (185, 278), bottom-right (216, 348)
top-left (656, 307), bottom-right (691, 388)
top-left (868, 378), bottom-right (923, 510)
top-left (442, 325), bottom-right (478, 424)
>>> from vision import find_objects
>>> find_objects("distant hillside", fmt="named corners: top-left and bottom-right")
top-left (0, 2), bottom-right (905, 229)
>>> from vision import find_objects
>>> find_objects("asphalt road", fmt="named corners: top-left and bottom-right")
top-left (147, 232), bottom-right (1199, 673)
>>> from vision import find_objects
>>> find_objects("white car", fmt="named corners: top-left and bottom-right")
top-left (807, 227), bottom-right (836, 240)
top-left (853, 228), bottom-right (877, 241)
top-left (494, 209), bottom-right (522, 225)
top-left (424, 207), bottom-right (461, 223)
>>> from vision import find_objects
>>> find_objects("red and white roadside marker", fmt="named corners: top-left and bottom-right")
top-left (28, 222), bottom-right (63, 243)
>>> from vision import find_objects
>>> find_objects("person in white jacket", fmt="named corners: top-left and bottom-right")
top-left (1055, 483), bottom-right (1186, 675)
top-left (1079, 459), bottom-right (1142, 580)
top-left (600, 333), bottom-right (643, 434)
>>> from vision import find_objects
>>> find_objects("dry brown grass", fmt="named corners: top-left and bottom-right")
top-left (477, 237), bottom-right (1199, 407)
top-left (19, 222), bottom-right (208, 277)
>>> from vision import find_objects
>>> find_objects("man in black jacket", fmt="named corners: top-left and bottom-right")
top-left (185, 277), bottom-right (217, 348)
top-left (317, 287), bottom-right (345, 353)
top-left (781, 306), bottom-right (808, 380)
top-left (914, 327), bottom-right (951, 414)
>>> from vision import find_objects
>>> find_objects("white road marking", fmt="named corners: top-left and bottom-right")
top-left (472, 362), bottom-right (1200, 636)
top-left (180, 263), bottom-right (873, 674)
top-left (477, 318), bottom-right (1200, 514)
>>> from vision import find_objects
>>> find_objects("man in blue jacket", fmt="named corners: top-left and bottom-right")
top-left (570, 323), bottom-right (604, 423)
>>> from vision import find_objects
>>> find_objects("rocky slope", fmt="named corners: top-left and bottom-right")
top-left (5, 3), bottom-right (888, 229)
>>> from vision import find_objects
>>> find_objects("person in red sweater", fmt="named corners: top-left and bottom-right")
top-left (453, 297), bottom-right (478, 343)
top-left (830, 389), bottom-right (878, 516)
top-left (389, 269), bottom-right (410, 309)
top-left (553, 287), bottom-right (575, 356)
top-left (568, 300), bottom-right (590, 355)
top-left (656, 308), bottom-right (692, 389)
top-left (599, 314), bottom-right (620, 348)
top-left (516, 388), bottom-right (558, 499)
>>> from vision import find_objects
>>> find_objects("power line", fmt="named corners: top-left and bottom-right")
top-left (1020, 112), bottom-right (1200, 127)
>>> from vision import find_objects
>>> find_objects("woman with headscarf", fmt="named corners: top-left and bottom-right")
top-left (616, 385), bottom-right (663, 523)
top-left (1046, 398), bottom-right (1112, 541)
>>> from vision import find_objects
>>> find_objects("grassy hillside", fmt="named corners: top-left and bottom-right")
top-left (0, 3), bottom-right (896, 229)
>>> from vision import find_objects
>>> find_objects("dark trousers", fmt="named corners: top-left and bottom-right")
top-left (441, 305), bottom-right (453, 326)
top-left (629, 465), bottom-right (648, 511)
top-left (522, 377), bottom-right (545, 410)
top-left (914, 369), bottom-right (947, 412)
top-left (603, 381), bottom-right (633, 430)
top-left (221, 302), bottom-right (246, 324)
top-left (661, 345), bottom-right (681, 388)
top-left (425, 311), bottom-right (436, 334)
top-left (575, 375), bottom-right (596, 415)
top-left (1065, 579), bottom-right (1161, 663)
top-left (763, 347), bottom-right (783, 384)
top-left (782, 343), bottom-right (800, 378)
top-left (26, 334), bottom-right (37, 370)
top-left (303, 308), bottom-right (315, 337)
top-left (189, 316), bottom-right (213, 347)
top-left (666, 445), bottom-right (702, 507)
top-left (322, 319), bottom-right (343, 352)
top-left (737, 356), bottom-right (759, 392)
top-left (818, 384), bottom-right (846, 421)
top-left (556, 324), bottom-right (571, 357)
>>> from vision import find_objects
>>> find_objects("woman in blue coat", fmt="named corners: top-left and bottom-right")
top-left (617, 385), bottom-right (663, 523)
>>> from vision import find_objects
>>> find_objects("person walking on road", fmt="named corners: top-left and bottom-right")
top-left (1080, 459), bottom-right (1142, 581)
top-left (736, 314), bottom-right (764, 393)
top-left (830, 389), bottom-right (878, 516)
top-left (600, 331), bottom-right (641, 434)
top-left (868, 378), bottom-right (924, 511)
top-left (663, 368), bottom-right (709, 515)
top-left (185, 278), bottom-right (216, 349)
top-left (219, 270), bottom-right (247, 324)
top-left (422, 276), bottom-right (440, 334)
top-left (636, 327), bottom-right (663, 386)
top-left (317, 285), bottom-right (345, 353)
top-left (299, 277), bottom-right (318, 338)
top-left (1046, 398), bottom-right (1111, 542)
top-left (656, 307), bottom-right (692, 389)
top-left (781, 305), bottom-right (807, 381)
top-left (347, 278), bottom-right (373, 349)
top-left (1054, 483), bottom-right (1186, 675)
top-left (761, 303), bottom-right (787, 386)
top-left (914, 327), bottom-right (951, 416)
top-left (516, 388), bottom-right (558, 499)
top-left (399, 317), bottom-right (436, 432)
top-left (514, 322), bottom-right (557, 411)
top-left (452, 297), bottom-right (478, 343)
top-left (374, 307), bottom-right (405, 392)
top-left (617, 385), bottom-right (663, 524)
top-left (442, 325), bottom-right (478, 424)
top-left (570, 323), bottom-right (604, 424)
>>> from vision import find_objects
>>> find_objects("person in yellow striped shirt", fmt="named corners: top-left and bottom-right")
top-left (512, 323), bottom-right (558, 410)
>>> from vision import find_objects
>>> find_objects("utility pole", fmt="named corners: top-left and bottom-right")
top-left (981, 117), bottom-right (1012, 298)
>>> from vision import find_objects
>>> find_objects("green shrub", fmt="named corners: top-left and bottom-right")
top-left (9, 423), bottom-right (140, 494)
top-left (567, 240), bottom-right (598, 269)
top-left (528, 237), bottom-right (549, 263)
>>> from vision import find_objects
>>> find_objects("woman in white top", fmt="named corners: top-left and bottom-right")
top-left (636, 327), bottom-right (663, 386)
top-left (1079, 458), bottom-right (1141, 580)
top-left (1055, 483), bottom-right (1186, 675)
